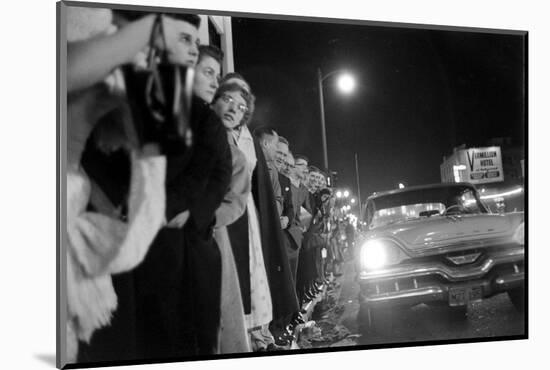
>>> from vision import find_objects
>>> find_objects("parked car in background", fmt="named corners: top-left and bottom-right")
top-left (357, 182), bottom-right (525, 333)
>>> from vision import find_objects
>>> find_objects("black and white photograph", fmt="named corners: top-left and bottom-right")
top-left (53, 0), bottom-right (534, 368)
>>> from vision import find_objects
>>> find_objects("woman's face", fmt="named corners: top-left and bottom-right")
top-left (213, 90), bottom-right (248, 129)
top-left (193, 55), bottom-right (220, 103)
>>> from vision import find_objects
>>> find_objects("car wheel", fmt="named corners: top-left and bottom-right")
top-left (507, 287), bottom-right (525, 312)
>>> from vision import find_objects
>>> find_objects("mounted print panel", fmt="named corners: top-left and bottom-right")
top-left (57, 1), bottom-right (527, 368)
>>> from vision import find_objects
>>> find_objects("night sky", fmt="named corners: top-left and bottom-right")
top-left (231, 17), bottom-right (526, 201)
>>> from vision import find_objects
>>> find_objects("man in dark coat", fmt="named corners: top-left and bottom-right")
top-left (275, 137), bottom-right (297, 281)
top-left (251, 137), bottom-right (299, 322)
top-left (275, 137), bottom-right (294, 227)
top-left (269, 136), bottom-right (304, 343)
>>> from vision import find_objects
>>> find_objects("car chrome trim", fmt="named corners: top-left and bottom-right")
top-left (446, 252), bottom-right (482, 265)
top-left (407, 236), bottom-right (517, 257)
top-left (359, 247), bottom-right (524, 282)
top-left (495, 272), bottom-right (524, 286)
top-left (364, 286), bottom-right (444, 304)
top-left (362, 272), bottom-right (524, 305)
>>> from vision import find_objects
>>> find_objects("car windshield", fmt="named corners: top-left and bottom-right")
top-left (365, 185), bottom-right (488, 229)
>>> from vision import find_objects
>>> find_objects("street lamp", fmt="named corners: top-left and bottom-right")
top-left (336, 190), bottom-right (343, 198)
top-left (338, 74), bottom-right (356, 94)
top-left (351, 198), bottom-right (356, 204)
top-left (318, 68), bottom-right (356, 171)
top-left (343, 190), bottom-right (350, 198)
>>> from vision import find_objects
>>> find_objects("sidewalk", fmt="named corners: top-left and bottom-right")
top-left (291, 259), bottom-right (362, 349)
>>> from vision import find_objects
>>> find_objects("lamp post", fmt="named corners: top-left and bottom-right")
top-left (355, 152), bottom-right (362, 220)
top-left (317, 68), bottom-right (356, 171)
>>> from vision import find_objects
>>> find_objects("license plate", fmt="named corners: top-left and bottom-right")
top-left (449, 286), bottom-right (483, 306)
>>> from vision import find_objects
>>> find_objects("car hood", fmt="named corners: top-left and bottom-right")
top-left (367, 212), bottom-right (524, 252)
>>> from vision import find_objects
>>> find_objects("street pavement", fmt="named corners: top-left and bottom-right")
top-left (305, 257), bottom-right (525, 348)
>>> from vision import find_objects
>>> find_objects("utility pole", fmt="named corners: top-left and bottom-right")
top-left (355, 152), bottom-right (362, 220)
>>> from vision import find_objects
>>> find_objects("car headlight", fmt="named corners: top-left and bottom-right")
top-left (513, 223), bottom-right (524, 246)
top-left (360, 239), bottom-right (408, 270)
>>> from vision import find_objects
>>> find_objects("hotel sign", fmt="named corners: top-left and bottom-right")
top-left (462, 146), bottom-right (504, 184)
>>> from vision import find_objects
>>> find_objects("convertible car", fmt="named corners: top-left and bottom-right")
top-left (357, 182), bottom-right (525, 333)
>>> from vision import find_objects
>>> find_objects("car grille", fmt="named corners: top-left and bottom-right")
top-left (362, 258), bottom-right (524, 298)
top-left (400, 244), bottom-right (519, 268)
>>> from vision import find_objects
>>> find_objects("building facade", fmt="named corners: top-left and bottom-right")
top-left (198, 15), bottom-right (235, 74)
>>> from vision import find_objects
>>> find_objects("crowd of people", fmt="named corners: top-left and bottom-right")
top-left (65, 7), bottom-right (354, 364)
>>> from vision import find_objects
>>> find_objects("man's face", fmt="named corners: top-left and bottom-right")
top-left (284, 155), bottom-right (295, 177)
top-left (165, 18), bottom-right (200, 67)
top-left (193, 55), bottom-right (220, 103)
top-left (275, 142), bottom-right (289, 172)
top-left (307, 171), bottom-right (319, 192)
top-left (315, 172), bottom-right (327, 189)
top-left (262, 133), bottom-right (279, 162)
top-left (317, 174), bottom-right (328, 189)
top-left (294, 159), bottom-right (309, 181)
top-left (213, 90), bottom-right (248, 129)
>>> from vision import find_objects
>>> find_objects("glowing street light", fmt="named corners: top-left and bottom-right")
top-left (336, 191), bottom-right (343, 198)
top-left (337, 73), bottom-right (356, 94)
top-left (351, 198), bottom-right (356, 204)
top-left (398, 183), bottom-right (405, 189)
top-left (343, 190), bottom-right (350, 198)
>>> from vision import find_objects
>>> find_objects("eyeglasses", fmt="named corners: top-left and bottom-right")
top-left (220, 94), bottom-right (249, 113)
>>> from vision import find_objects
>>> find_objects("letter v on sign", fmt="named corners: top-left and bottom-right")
top-left (467, 150), bottom-right (475, 172)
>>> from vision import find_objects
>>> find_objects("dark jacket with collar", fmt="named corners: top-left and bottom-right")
top-left (134, 96), bottom-right (232, 357)
top-left (252, 138), bottom-right (299, 320)
top-left (278, 172), bottom-right (295, 225)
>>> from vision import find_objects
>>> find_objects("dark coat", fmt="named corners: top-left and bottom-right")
top-left (226, 209), bottom-right (251, 313)
top-left (278, 173), bottom-right (295, 225)
top-left (251, 138), bottom-right (299, 320)
top-left (286, 183), bottom-right (310, 251)
top-left (133, 97), bottom-right (232, 358)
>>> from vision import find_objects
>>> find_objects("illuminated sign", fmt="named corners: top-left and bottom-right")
top-left (462, 146), bottom-right (504, 184)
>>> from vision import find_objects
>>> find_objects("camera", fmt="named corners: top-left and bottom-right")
top-left (122, 62), bottom-right (194, 155)
top-left (121, 13), bottom-right (194, 155)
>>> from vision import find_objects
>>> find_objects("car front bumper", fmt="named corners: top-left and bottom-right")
top-left (358, 247), bottom-right (524, 307)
